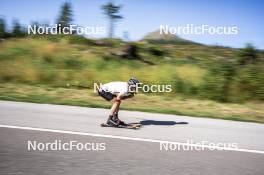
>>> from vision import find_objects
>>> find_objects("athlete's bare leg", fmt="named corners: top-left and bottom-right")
top-left (114, 104), bottom-right (120, 116)
top-left (110, 97), bottom-right (121, 116)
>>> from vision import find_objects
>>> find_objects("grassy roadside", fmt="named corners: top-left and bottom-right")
top-left (0, 83), bottom-right (263, 123)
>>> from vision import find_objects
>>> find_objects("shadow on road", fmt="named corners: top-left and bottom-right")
top-left (139, 120), bottom-right (188, 126)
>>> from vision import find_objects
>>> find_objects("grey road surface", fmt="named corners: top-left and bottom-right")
top-left (0, 100), bottom-right (264, 175)
top-left (1, 128), bottom-right (264, 175)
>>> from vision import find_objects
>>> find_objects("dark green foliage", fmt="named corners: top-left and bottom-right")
top-left (238, 43), bottom-right (258, 65)
top-left (175, 78), bottom-right (186, 94)
top-left (148, 46), bottom-right (165, 56)
top-left (121, 43), bottom-right (139, 59)
top-left (201, 60), bottom-right (236, 102)
top-left (234, 64), bottom-right (264, 100)
top-left (0, 18), bottom-right (7, 39)
top-left (173, 75), bottom-right (199, 96)
top-left (12, 20), bottom-right (26, 37)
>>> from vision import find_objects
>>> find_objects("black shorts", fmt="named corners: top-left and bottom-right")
top-left (98, 90), bottom-right (116, 101)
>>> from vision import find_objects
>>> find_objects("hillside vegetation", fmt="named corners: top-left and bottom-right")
top-left (0, 35), bottom-right (264, 122)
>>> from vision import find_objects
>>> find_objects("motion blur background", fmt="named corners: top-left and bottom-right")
top-left (0, 0), bottom-right (263, 123)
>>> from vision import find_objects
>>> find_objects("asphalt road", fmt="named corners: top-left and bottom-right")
top-left (0, 101), bottom-right (264, 175)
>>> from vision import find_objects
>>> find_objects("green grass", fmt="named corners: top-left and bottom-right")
top-left (0, 37), bottom-right (211, 91)
top-left (1, 37), bottom-right (263, 102)
top-left (1, 83), bottom-right (263, 123)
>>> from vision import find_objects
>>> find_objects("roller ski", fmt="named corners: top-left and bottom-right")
top-left (101, 115), bottom-right (141, 129)
top-left (100, 122), bottom-right (141, 129)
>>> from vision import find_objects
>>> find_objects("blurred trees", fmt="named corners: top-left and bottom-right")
top-left (12, 19), bottom-right (26, 37)
top-left (0, 18), bottom-right (26, 39)
top-left (238, 43), bottom-right (258, 65)
top-left (102, 1), bottom-right (122, 38)
top-left (0, 18), bottom-right (7, 39)
top-left (56, 2), bottom-right (73, 33)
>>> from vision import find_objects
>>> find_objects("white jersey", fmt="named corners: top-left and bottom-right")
top-left (101, 82), bottom-right (129, 95)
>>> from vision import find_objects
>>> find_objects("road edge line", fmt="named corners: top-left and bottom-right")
top-left (0, 124), bottom-right (263, 154)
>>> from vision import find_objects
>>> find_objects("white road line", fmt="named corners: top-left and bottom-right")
top-left (0, 124), bottom-right (264, 154)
